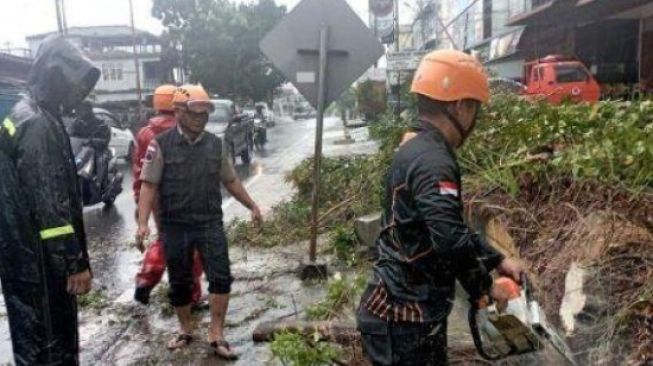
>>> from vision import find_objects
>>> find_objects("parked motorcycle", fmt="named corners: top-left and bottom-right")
top-left (70, 136), bottom-right (123, 206)
top-left (253, 117), bottom-right (267, 151)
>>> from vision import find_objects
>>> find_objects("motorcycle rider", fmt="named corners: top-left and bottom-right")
top-left (132, 84), bottom-right (204, 306)
top-left (356, 50), bottom-right (523, 366)
top-left (69, 100), bottom-right (112, 188)
top-left (254, 104), bottom-right (267, 143)
top-left (69, 100), bottom-right (111, 146)
top-left (0, 35), bottom-right (96, 366)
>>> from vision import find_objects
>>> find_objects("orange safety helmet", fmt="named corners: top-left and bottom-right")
top-left (153, 84), bottom-right (177, 113)
top-left (411, 49), bottom-right (489, 104)
top-left (172, 84), bottom-right (214, 113)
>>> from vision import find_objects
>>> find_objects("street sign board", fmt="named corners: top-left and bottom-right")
top-left (387, 50), bottom-right (429, 71)
top-left (369, 0), bottom-right (394, 17)
top-left (260, 0), bottom-right (384, 109)
top-left (261, 0), bottom-right (385, 267)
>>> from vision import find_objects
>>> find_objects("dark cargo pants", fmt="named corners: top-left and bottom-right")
top-left (357, 304), bottom-right (448, 366)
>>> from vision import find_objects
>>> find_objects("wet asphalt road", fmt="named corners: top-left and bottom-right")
top-left (0, 116), bottom-right (377, 365)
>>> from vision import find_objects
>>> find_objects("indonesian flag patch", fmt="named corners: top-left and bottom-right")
top-left (439, 181), bottom-right (459, 197)
top-left (144, 144), bottom-right (157, 162)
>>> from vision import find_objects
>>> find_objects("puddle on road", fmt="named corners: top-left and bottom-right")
top-left (76, 242), bottom-right (332, 366)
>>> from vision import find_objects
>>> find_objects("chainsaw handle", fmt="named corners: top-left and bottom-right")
top-left (468, 306), bottom-right (504, 361)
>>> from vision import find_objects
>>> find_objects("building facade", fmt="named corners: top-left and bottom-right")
top-left (411, 0), bottom-right (529, 79)
top-left (26, 26), bottom-right (169, 103)
top-left (510, 0), bottom-right (653, 92)
top-left (410, 0), bottom-right (653, 91)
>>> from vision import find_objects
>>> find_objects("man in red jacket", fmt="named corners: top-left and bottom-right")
top-left (133, 84), bottom-right (203, 306)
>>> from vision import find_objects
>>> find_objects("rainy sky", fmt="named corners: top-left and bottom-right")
top-left (0, 0), bottom-right (415, 49)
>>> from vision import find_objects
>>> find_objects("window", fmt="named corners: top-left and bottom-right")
top-left (143, 62), bottom-right (158, 80)
top-left (102, 63), bottom-right (112, 81)
top-left (555, 65), bottom-right (589, 83)
top-left (113, 63), bottom-right (123, 81)
top-left (102, 63), bottom-right (124, 81)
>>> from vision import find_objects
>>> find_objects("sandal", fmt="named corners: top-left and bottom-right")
top-left (210, 339), bottom-right (239, 361)
top-left (167, 334), bottom-right (193, 350)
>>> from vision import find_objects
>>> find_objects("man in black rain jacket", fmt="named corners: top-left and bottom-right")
top-left (0, 35), bottom-right (98, 366)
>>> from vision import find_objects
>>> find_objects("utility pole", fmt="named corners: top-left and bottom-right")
top-left (61, 0), bottom-right (68, 35)
top-left (129, 0), bottom-right (143, 123)
top-left (308, 25), bottom-right (329, 265)
top-left (395, 0), bottom-right (401, 118)
top-left (55, 0), bottom-right (64, 35)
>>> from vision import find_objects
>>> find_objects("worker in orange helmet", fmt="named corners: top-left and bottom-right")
top-left (136, 84), bottom-right (262, 360)
top-left (356, 50), bottom-right (524, 365)
top-left (132, 84), bottom-right (204, 307)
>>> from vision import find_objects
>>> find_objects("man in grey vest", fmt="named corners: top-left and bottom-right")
top-left (136, 84), bottom-right (262, 360)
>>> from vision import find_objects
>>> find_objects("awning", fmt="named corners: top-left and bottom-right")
top-left (507, 0), bottom-right (653, 26)
top-left (467, 28), bottom-right (525, 63)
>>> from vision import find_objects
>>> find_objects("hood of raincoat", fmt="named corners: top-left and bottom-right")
top-left (27, 35), bottom-right (100, 113)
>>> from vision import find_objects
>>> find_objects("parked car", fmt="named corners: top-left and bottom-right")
top-left (255, 102), bottom-right (276, 127)
top-left (93, 108), bottom-right (136, 161)
top-left (206, 99), bottom-right (254, 165)
top-left (293, 106), bottom-right (316, 120)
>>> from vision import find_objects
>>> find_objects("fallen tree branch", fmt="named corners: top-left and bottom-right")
top-left (317, 195), bottom-right (359, 225)
top-left (253, 320), bottom-right (480, 354)
top-left (252, 320), bottom-right (359, 344)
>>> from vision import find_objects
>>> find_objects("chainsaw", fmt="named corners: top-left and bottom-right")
top-left (468, 274), bottom-right (578, 365)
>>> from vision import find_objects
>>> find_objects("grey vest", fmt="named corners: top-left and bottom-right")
top-left (156, 128), bottom-right (223, 226)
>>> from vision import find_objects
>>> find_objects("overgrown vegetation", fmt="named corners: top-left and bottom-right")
top-left (327, 225), bottom-right (359, 266)
top-left (355, 80), bottom-right (387, 121)
top-left (78, 289), bottom-right (108, 310)
top-left (306, 273), bottom-right (366, 321)
top-left (229, 200), bottom-right (311, 247)
top-left (228, 152), bottom-right (391, 248)
top-left (461, 97), bottom-right (653, 193)
top-left (270, 331), bottom-right (342, 366)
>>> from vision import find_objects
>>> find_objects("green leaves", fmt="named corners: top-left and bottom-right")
top-left (305, 273), bottom-right (366, 320)
top-left (356, 80), bottom-right (387, 120)
top-left (461, 97), bottom-right (653, 192)
top-left (152, 0), bottom-right (287, 102)
top-left (270, 331), bottom-right (342, 366)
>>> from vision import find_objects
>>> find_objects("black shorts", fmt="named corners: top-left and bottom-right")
top-left (162, 223), bottom-right (233, 305)
top-left (357, 304), bottom-right (448, 366)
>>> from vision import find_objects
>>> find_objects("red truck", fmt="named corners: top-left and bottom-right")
top-left (523, 55), bottom-right (601, 104)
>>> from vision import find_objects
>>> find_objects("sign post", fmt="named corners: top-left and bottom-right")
top-left (261, 0), bottom-right (384, 279)
top-left (309, 25), bottom-right (329, 264)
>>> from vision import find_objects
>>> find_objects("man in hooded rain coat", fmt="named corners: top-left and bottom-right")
top-left (0, 35), bottom-right (98, 366)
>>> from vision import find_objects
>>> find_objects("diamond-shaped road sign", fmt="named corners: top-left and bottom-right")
top-left (260, 0), bottom-right (384, 109)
